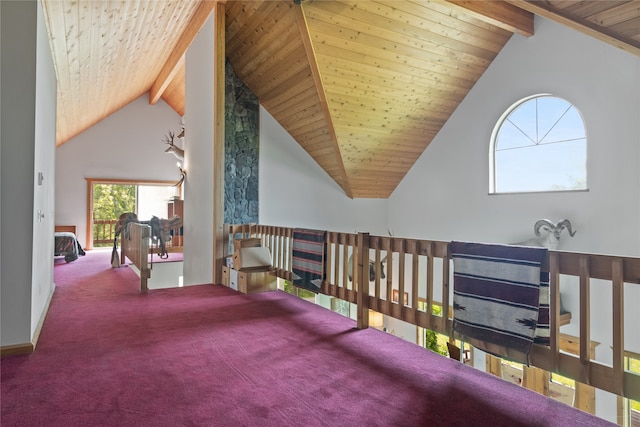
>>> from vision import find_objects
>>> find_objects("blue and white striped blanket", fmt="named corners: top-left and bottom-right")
top-left (292, 229), bottom-right (326, 293)
top-left (451, 241), bottom-right (549, 364)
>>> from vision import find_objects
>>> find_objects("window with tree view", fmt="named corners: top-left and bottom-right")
top-left (491, 95), bottom-right (587, 194)
top-left (91, 182), bottom-right (178, 247)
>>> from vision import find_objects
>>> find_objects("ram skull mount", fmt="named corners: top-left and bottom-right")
top-left (516, 219), bottom-right (577, 250)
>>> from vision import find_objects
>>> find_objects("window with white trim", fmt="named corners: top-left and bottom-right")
top-left (490, 95), bottom-right (587, 194)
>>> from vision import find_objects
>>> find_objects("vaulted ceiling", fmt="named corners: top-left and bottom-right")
top-left (43, 0), bottom-right (640, 198)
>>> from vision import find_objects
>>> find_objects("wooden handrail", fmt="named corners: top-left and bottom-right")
top-left (224, 224), bottom-right (640, 402)
top-left (95, 217), bottom-right (183, 253)
top-left (93, 219), bottom-right (118, 245)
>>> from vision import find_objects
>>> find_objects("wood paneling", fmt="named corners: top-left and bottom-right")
top-left (150, 0), bottom-right (216, 106)
top-left (507, 0), bottom-right (640, 56)
top-left (42, 0), bottom-right (202, 145)
top-left (224, 0), bottom-right (513, 198)
top-left (161, 60), bottom-right (185, 116)
top-left (303, 0), bottom-right (511, 197)
top-left (226, 0), bottom-right (351, 195)
top-left (44, 0), bottom-right (639, 198)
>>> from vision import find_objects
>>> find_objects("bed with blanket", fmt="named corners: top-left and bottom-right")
top-left (55, 225), bottom-right (84, 263)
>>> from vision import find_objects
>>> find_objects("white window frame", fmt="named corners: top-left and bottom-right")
top-left (489, 94), bottom-right (588, 194)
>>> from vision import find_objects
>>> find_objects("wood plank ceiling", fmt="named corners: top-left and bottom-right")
top-left (43, 0), bottom-right (640, 199)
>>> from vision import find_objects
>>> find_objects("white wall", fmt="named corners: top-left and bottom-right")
top-left (55, 95), bottom-right (182, 246)
top-left (183, 12), bottom-right (215, 286)
top-left (388, 17), bottom-right (640, 422)
top-left (31, 0), bottom-right (58, 337)
top-left (259, 106), bottom-right (388, 234)
top-left (1, 0), bottom-right (56, 347)
top-left (390, 18), bottom-right (640, 255)
top-left (1, 0), bottom-right (36, 347)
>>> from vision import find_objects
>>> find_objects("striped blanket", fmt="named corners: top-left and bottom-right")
top-left (292, 229), bottom-right (326, 293)
top-left (450, 241), bottom-right (549, 364)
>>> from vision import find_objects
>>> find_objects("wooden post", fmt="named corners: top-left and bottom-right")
top-left (561, 333), bottom-right (599, 414)
top-left (356, 232), bottom-right (370, 329)
top-left (523, 366), bottom-right (550, 396)
top-left (578, 256), bottom-right (591, 384)
top-left (442, 243), bottom-right (451, 333)
top-left (611, 258), bottom-right (624, 396)
top-left (486, 354), bottom-right (503, 378)
top-left (548, 252), bottom-right (561, 373)
top-left (574, 382), bottom-right (596, 414)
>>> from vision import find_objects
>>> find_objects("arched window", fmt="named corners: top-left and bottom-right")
top-left (490, 95), bottom-right (587, 194)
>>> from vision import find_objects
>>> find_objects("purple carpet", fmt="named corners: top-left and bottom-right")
top-left (2, 250), bottom-right (613, 426)
top-left (146, 250), bottom-right (183, 263)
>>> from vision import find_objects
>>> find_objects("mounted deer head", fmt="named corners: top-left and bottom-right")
top-left (163, 130), bottom-right (184, 162)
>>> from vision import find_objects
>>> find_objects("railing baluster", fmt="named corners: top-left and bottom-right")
top-left (373, 237), bottom-right (382, 310)
top-left (356, 232), bottom-right (370, 329)
top-left (371, 236), bottom-right (381, 302)
top-left (330, 234), bottom-right (339, 289)
top-left (579, 256), bottom-right (591, 384)
top-left (612, 258), bottom-right (624, 395)
top-left (441, 244), bottom-right (450, 335)
top-left (383, 237), bottom-right (393, 313)
top-left (426, 241), bottom-right (434, 325)
top-left (406, 239), bottom-right (417, 325)
top-left (548, 252), bottom-right (561, 374)
top-left (324, 236), bottom-right (333, 293)
top-left (343, 237), bottom-right (350, 291)
top-left (396, 239), bottom-right (406, 320)
top-left (411, 240), bottom-right (419, 312)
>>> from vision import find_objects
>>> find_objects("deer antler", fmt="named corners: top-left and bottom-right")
top-left (163, 130), bottom-right (184, 162)
top-left (163, 131), bottom-right (175, 145)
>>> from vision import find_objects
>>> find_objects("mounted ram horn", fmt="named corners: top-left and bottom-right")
top-left (515, 219), bottom-right (577, 250)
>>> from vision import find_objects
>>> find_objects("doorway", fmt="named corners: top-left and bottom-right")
top-left (86, 178), bottom-right (179, 249)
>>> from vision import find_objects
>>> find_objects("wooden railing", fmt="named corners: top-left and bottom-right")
top-left (121, 223), bottom-right (151, 293)
top-left (224, 224), bottom-right (640, 404)
top-left (93, 219), bottom-right (118, 246)
top-left (94, 217), bottom-right (183, 253)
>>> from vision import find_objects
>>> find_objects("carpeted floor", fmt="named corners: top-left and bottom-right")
top-left (2, 250), bottom-right (614, 426)
top-left (146, 250), bottom-right (183, 263)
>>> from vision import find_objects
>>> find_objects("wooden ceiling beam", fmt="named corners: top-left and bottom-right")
top-left (505, 0), bottom-right (640, 56)
top-left (446, 0), bottom-right (534, 37)
top-left (149, 1), bottom-right (217, 105)
top-left (294, 3), bottom-right (354, 199)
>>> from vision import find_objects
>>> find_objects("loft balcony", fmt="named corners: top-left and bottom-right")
top-left (207, 224), bottom-right (639, 421)
top-left (120, 223), bottom-right (640, 423)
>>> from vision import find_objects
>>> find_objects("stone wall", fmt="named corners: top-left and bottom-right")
top-left (224, 59), bottom-right (259, 225)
